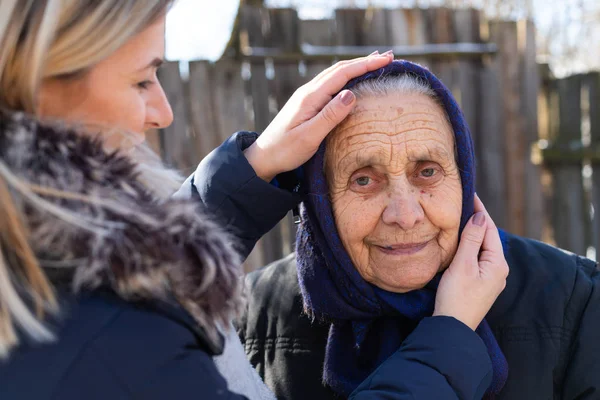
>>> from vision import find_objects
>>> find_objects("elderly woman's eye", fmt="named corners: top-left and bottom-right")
top-left (355, 176), bottom-right (371, 186)
top-left (421, 168), bottom-right (436, 177)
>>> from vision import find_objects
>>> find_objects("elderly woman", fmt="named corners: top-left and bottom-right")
top-left (239, 60), bottom-right (600, 399)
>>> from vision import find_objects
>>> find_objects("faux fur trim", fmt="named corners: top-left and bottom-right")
top-left (0, 109), bottom-right (242, 343)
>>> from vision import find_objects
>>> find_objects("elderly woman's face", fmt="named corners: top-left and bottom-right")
top-left (327, 93), bottom-right (462, 293)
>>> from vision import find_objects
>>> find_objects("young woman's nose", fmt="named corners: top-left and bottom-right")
top-left (145, 83), bottom-right (173, 130)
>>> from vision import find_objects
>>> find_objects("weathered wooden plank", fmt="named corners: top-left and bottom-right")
top-left (211, 60), bottom-right (249, 143)
top-left (550, 75), bottom-right (587, 254)
top-left (453, 9), bottom-right (505, 227)
top-left (188, 61), bottom-right (220, 160)
top-left (301, 19), bottom-right (335, 79)
top-left (453, 8), bottom-right (480, 138)
top-left (520, 20), bottom-right (544, 240)
top-left (301, 19), bottom-right (335, 47)
top-left (587, 72), bottom-right (600, 256)
top-left (489, 21), bottom-right (526, 236)
top-left (242, 5), bottom-right (272, 132)
top-left (398, 8), bottom-right (429, 67)
top-left (536, 65), bottom-right (555, 243)
top-left (158, 61), bottom-right (195, 174)
top-left (477, 54), bottom-right (508, 228)
top-left (335, 9), bottom-right (368, 47)
top-left (335, 8), bottom-right (389, 48)
top-left (424, 7), bottom-right (457, 87)
top-left (268, 8), bottom-right (302, 108)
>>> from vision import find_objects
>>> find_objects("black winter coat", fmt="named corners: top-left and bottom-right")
top-left (239, 234), bottom-right (600, 400)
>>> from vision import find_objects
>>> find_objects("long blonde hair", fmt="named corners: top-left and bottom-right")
top-left (0, 0), bottom-right (175, 358)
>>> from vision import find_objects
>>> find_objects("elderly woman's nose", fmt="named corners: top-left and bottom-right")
top-left (381, 188), bottom-right (424, 229)
top-left (146, 84), bottom-right (174, 130)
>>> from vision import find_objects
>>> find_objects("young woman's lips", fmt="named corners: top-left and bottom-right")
top-left (376, 240), bottom-right (430, 256)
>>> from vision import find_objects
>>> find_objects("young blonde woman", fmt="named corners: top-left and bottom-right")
top-left (0, 1), bottom-right (509, 399)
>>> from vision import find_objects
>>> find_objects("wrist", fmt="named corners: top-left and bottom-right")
top-left (243, 142), bottom-right (276, 182)
top-left (432, 311), bottom-right (477, 331)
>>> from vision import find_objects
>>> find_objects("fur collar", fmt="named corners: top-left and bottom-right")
top-left (0, 110), bottom-right (242, 343)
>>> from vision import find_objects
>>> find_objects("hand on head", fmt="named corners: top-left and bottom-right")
top-left (433, 194), bottom-right (509, 330)
top-left (243, 51), bottom-right (394, 182)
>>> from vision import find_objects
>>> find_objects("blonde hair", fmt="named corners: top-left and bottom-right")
top-left (0, 0), bottom-right (173, 112)
top-left (0, 0), bottom-right (174, 358)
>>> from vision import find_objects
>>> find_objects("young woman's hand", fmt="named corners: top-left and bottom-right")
top-left (433, 194), bottom-right (509, 331)
top-left (244, 51), bottom-right (394, 182)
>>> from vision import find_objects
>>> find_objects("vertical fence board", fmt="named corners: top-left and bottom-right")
top-left (425, 7), bottom-right (457, 88)
top-left (453, 9), bottom-right (480, 139)
top-left (301, 19), bottom-right (335, 79)
top-left (388, 8), bottom-right (428, 68)
top-left (477, 52), bottom-right (507, 228)
top-left (335, 8), bottom-right (390, 48)
top-left (521, 20), bottom-right (544, 240)
top-left (159, 62), bottom-right (195, 174)
top-left (212, 60), bottom-right (250, 143)
top-left (188, 61), bottom-right (220, 160)
top-left (490, 21), bottom-right (526, 235)
top-left (588, 73), bottom-right (600, 255)
top-left (551, 76), bottom-right (587, 254)
top-left (405, 8), bottom-right (429, 67)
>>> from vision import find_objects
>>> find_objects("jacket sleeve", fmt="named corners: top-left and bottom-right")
top-left (560, 258), bottom-right (600, 399)
top-left (350, 317), bottom-right (493, 400)
top-left (175, 132), bottom-right (303, 260)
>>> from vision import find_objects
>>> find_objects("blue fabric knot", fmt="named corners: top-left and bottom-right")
top-left (296, 60), bottom-right (508, 398)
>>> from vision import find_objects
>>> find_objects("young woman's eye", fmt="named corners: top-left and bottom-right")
top-left (136, 80), bottom-right (154, 90)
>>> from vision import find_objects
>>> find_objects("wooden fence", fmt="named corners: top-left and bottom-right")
top-left (538, 72), bottom-right (600, 257)
top-left (153, 5), bottom-right (555, 270)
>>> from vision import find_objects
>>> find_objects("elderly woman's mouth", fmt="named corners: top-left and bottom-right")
top-left (374, 240), bottom-right (431, 256)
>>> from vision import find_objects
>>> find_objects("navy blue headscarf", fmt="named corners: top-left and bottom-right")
top-left (295, 60), bottom-right (508, 398)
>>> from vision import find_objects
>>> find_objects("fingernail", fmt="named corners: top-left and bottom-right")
top-left (473, 212), bottom-right (485, 226)
top-left (339, 90), bottom-right (355, 106)
top-left (369, 50), bottom-right (379, 56)
top-left (381, 50), bottom-right (394, 57)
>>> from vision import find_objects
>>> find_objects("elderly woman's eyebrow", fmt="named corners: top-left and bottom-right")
top-left (336, 149), bottom-right (387, 172)
top-left (408, 145), bottom-right (454, 163)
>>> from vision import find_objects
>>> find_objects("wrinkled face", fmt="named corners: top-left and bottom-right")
top-left (38, 16), bottom-right (173, 146)
top-left (327, 93), bottom-right (462, 293)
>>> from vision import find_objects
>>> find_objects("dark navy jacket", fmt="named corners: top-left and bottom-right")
top-left (0, 289), bottom-right (242, 400)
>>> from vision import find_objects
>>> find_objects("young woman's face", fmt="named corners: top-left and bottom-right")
top-left (38, 16), bottom-right (173, 146)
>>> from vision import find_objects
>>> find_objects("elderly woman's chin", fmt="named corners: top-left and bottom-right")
top-left (357, 239), bottom-right (456, 293)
